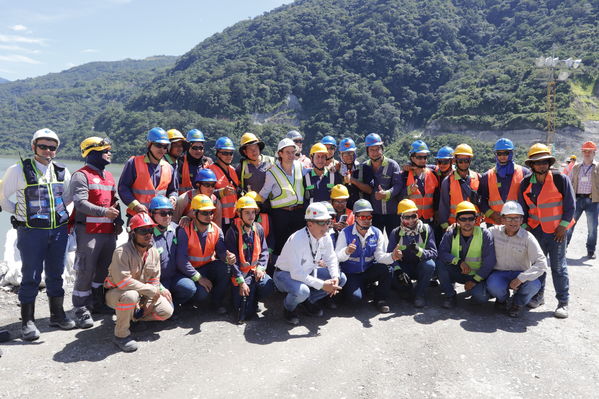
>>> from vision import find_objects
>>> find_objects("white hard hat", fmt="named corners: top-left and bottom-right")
top-left (31, 128), bottom-right (60, 146)
top-left (277, 138), bottom-right (298, 153)
top-left (286, 130), bottom-right (303, 140)
top-left (305, 202), bottom-right (331, 221)
top-left (500, 201), bottom-right (524, 216)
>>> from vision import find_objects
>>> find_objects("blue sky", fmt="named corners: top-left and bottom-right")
top-left (0, 0), bottom-right (291, 81)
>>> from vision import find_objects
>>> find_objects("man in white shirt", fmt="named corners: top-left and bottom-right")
top-left (273, 202), bottom-right (346, 325)
top-left (487, 201), bottom-right (547, 317)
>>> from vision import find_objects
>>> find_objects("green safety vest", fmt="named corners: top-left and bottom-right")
top-left (451, 226), bottom-right (483, 273)
top-left (269, 161), bottom-right (304, 208)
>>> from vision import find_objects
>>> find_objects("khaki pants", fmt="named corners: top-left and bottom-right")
top-left (106, 289), bottom-right (173, 338)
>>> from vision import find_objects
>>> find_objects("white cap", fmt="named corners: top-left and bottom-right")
top-left (305, 202), bottom-right (331, 221)
top-left (277, 138), bottom-right (298, 153)
top-left (500, 201), bottom-right (524, 216)
top-left (32, 128), bottom-right (60, 146)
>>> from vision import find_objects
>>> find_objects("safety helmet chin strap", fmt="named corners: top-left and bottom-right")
top-left (217, 152), bottom-right (232, 166)
top-left (147, 145), bottom-right (162, 163)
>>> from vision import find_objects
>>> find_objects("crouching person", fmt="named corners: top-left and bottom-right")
top-left (104, 213), bottom-right (173, 352)
top-left (274, 202), bottom-right (346, 325)
top-left (487, 201), bottom-right (547, 317)
top-left (225, 196), bottom-right (275, 324)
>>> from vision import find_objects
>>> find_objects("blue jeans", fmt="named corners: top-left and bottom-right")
top-left (532, 227), bottom-right (569, 303)
top-left (17, 225), bottom-right (69, 304)
top-left (396, 258), bottom-right (436, 299)
top-left (486, 270), bottom-right (542, 306)
top-left (437, 261), bottom-right (489, 303)
top-left (162, 273), bottom-right (198, 306)
top-left (169, 260), bottom-right (229, 308)
top-left (231, 273), bottom-right (276, 319)
top-left (567, 197), bottom-right (598, 253)
top-left (274, 269), bottom-right (347, 311)
top-left (343, 263), bottom-right (393, 303)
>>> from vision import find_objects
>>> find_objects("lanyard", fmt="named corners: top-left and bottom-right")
top-left (582, 164), bottom-right (594, 176)
top-left (305, 227), bottom-right (319, 276)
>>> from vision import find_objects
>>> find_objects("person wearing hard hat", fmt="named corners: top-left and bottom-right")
top-left (175, 194), bottom-right (236, 314)
top-left (388, 199), bottom-right (437, 308)
top-left (402, 140), bottom-right (439, 225)
top-left (69, 137), bottom-right (123, 329)
top-left (335, 199), bottom-right (399, 313)
top-left (486, 201), bottom-right (547, 317)
top-left (321, 135), bottom-right (340, 172)
top-left (118, 127), bottom-right (178, 217)
top-left (104, 212), bottom-right (173, 352)
top-left (165, 129), bottom-right (186, 167)
top-left (562, 155), bottom-right (577, 176)
top-left (274, 202), bottom-right (346, 325)
top-left (330, 184), bottom-right (355, 245)
top-left (174, 167), bottom-right (223, 227)
top-left (236, 132), bottom-right (275, 194)
top-left (208, 137), bottom-right (241, 234)
top-left (225, 196), bottom-right (275, 323)
top-left (176, 128), bottom-right (213, 194)
top-left (437, 201), bottom-right (495, 309)
top-left (433, 146), bottom-right (454, 185)
top-left (286, 130), bottom-right (312, 169)
top-left (337, 137), bottom-right (365, 209)
top-left (567, 141), bottom-right (598, 259)
top-left (304, 143), bottom-right (343, 205)
top-left (479, 138), bottom-right (530, 226)
top-left (1, 128), bottom-right (75, 341)
top-left (518, 143), bottom-right (575, 318)
top-left (260, 138), bottom-right (308, 255)
top-left (438, 143), bottom-right (481, 229)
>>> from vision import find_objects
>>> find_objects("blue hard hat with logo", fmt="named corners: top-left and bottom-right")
top-left (147, 127), bottom-right (169, 144)
top-left (409, 140), bottom-right (430, 155)
top-left (193, 167), bottom-right (217, 185)
top-left (365, 133), bottom-right (383, 147)
top-left (186, 129), bottom-right (206, 143)
top-left (339, 138), bottom-right (356, 152)
top-left (436, 146), bottom-right (454, 159)
top-left (149, 195), bottom-right (174, 211)
top-left (494, 138), bottom-right (514, 151)
top-left (320, 135), bottom-right (337, 147)
top-left (215, 137), bottom-right (235, 151)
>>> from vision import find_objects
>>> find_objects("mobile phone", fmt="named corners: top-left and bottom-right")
top-left (338, 214), bottom-right (348, 223)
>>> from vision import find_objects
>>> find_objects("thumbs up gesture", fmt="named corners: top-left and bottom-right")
top-left (345, 238), bottom-right (358, 255)
top-left (225, 250), bottom-right (236, 265)
top-left (344, 171), bottom-right (352, 185)
top-left (375, 185), bottom-right (387, 201)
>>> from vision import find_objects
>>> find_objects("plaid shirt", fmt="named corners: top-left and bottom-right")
top-left (576, 162), bottom-right (596, 194)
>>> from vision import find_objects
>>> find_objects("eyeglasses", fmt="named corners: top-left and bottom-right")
top-left (36, 144), bottom-right (57, 151)
top-left (153, 143), bottom-right (169, 150)
top-left (496, 151), bottom-right (511, 156)
top-left (437, 160), bottom-right (451, 165)
top-left (293, 139), bottom-right (303, 144)
top-left (200, 182), bottom-right (216, 188)
top-left (413, 155), bottom-right (428, 160)
top-left (152, 210), bottom-right (173, 217)
top-left (219, 151), bottom-right (234, 156)
top-left (457, 216), bottom-right (476, 222)
top-left (312, 220), bottom-right (331, 226)
top-left (135, 227), bottom-right (154, 235)
top-left (455, 158), bottom-right (471, 164)
top-left (356, 215), bottom-right (373, 221)
top-left (531, 160), bottom-right (550, 165)
top-left (198, 210), bottom-right (214, 216)
top-left (190, 146), bottom-right (204, 151)
top-left (100, 149), bottom-right (112, 154)
top-left (503, 216), bottom-right (522, 222)
top-left (401, 214), bottom-right (418, 220)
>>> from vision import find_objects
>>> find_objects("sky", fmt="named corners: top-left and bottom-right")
top-left (0, 0), bottom-right (292, 81)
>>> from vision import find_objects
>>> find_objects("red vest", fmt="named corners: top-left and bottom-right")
top-left (128, 155), bottom-right (172, 215)
top-left (523, 172), bottom-right (575, 234)
top-left (208, 163), bottom-right (239, 219)
top-left (449, 171), bottom-right (481, 225)
top-left (486, 165), bottom-right (524, 224)
top-left (407, 169), bottom-right (438, 220)
top-left (184, 222), bottom-right (220, 268)
top-left (77, 166), bottom-right (116, 234)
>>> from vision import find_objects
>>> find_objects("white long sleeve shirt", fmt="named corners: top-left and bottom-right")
top-left (275, 227), bottom-right (340, 289)
top-left (489, 225), bottom-right (547, 282)
top-left (335, 225), bottom-right (394, 265)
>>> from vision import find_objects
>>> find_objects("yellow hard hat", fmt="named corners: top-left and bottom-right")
top-left (397, 199), bottom-right (419, 215)
top-left (454, 144), bottom-right (474, 157)
top-left (190, 194), bottom-right (216, 211)
top-left (456, 201), bottom-right (477, 215)
top-left (330, 184), bottom-right (350, 200)
top-left (235, 196), bottom-right (259, 210)
top-left (570, 155), bottom-right (577, 160)
top-left (239, 132), bottom-right (265, 156)
top-left (245, 191), bottom-right (264, 203)
top-left (310, 143), bottom-right (328, 156)
top-left (80, 137), bottom-right (111, 158)
top-left (167, 129), bottom-right (185, 142)
top-left (525, 143), bottom-right (555, 167)
top-left (527, 143), bottom-right (550, 158)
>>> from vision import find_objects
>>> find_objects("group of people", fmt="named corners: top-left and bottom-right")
top-left (1, 126), bottom-right (597, 353)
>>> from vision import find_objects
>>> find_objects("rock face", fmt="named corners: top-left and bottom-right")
top-left (251, 94), bottom-right (303, 126)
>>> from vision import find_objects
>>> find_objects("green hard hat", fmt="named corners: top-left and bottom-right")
top-left (353, 199), bottom-right (374, 213)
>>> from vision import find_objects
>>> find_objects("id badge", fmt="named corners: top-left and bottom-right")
top-left (580, 176), bottom-right (589, 183)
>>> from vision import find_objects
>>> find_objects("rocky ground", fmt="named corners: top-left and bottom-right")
top-left (0, 214), bottom-right (598, 398)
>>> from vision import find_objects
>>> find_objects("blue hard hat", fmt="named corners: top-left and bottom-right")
top-left (149, 195), bottom-right (174, 211)
top-left (409, 140), bottom-right (430, 155)
top-left (339, 138), bottom-right (356, 152)
top-left (215, 137), bottom-right (235, 151)
top-left (186, 129), bottom-right (206, 143)
top-left (193, 167), bottom-right (217, 185)
top-left (436, 146), bottom-right (454, 159)
top-left (147, 127), bottom-right (169, 144)
top-left (320, 135), bottom-right (337, 147)
top-left (365, 133), bottom-right (383, 147)
top-left (494, 138), bottom-right (514, 151)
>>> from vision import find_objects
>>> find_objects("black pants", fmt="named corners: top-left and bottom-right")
top-left (270, 208), bottom-right (306, 255)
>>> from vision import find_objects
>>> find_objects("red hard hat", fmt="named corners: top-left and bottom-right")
top-left (128, 212), bottom-right (157, 230)
top-left (582, 141), bottom-right (597, 151)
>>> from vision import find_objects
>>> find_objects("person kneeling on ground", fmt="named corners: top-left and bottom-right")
top-left (486, 201), bottom-right (547, 317)
top-left (104, 212), bottom-right (173, 352)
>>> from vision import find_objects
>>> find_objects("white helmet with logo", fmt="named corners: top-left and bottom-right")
top-left (305, 202), bottom-right (331, 221)
top-left (31, 128), bottom-right (60, 146)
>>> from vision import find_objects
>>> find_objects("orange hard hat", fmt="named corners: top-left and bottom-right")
top-left (582, 141), bottom-right (597, 151)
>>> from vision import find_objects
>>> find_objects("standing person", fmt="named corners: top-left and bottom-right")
top-left (337, 138), bottom-right (366, 209)
top-left (330, 184), bottom-right (355, 245)
top-left (225, 196), bottom-right (275, 323)
top-left (321, 135), bottom-right (340, 172)
top-left (70, 137), bottom-right (122, 329)
top-left (286, 130), bottom-right (312, 169)
top-left (487, 202), bottom-right (547, 317)
top-left (304, 143), bottom-right (342, 205)
top-left (236, 132), bottom-right (275, 194)
top-left (0, 128), bottom-right (75, 340)
top-left (104, 212), bottom-right (173, 352)
top-left (259, 138), bottom-right (306, 255)
top-left (562, 155), bottom-right (577, 176)
top-left (361, 133), bottom-right (403, 235)
top-left (177, 128), bottom-right (213, 194)
top-left (118, 127), bottom-right (178, 217)
top-left (432, 146), bottom-right (454, 246)
top-left (479, 138), bottom-right (530, 226)
top-left (208, 137), bottom-right (240, 234)
top-left (335, 199), bottom-right (398, 313)
top-left (165, 129), bottom-right (186, 167)
top-left (402, 140), bottom-right (438, 225)
top-left (173, 167), bottom-right (222, 227)
top-left (567, 141), bottom-right (598, 259)
top-left (274, 202), bottom-right (346, 325)
top-left (519, 144), bottom-right (575, 318)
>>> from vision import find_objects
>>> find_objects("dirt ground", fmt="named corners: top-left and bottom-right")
top-left (1, 214), bottom-right (598, 399)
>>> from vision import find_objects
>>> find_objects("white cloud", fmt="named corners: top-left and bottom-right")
top-left (0, 54), bottom-right (41, 64)
top-left (82, 48), bottom-right (99, 53)
top-left (0, 44), bottom-right (40, 53)
top-left (11, 24), bottom-right (28, 32)
top-left (0, 34), bottom-right (45, 45)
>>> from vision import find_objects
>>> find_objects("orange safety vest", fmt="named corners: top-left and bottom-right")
top-left (523, 172), bottom-right (575, 234)
top-left (128, 155), bottom-right (172, 215)
top-left (184, 221), bottom-right (220, 268)
top-left (407, 168), bottom-right (438, 220)
top-left (448, 171), bottom-right (481, 225)
top-left (257, 213), bottom-right (270, 238)
top-left (209, 163), bottom-right (239, 219)
top-left (179, 156), bottom-right (194, 195)
top-left (486, 165), bottom-right (524, 224)
top-left (231, 218), bottom-right (262, 285)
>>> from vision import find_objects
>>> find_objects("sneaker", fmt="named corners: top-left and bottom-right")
top-left (375, 300), bottom-right (390, 313)
top-left (21, 320), bottom-right (40, 342)
top-left (113, 335), bottom-right (139, 352)
top-left (284, 309), bottom-right (299, 325)
top-left (441, 295), bottom-right (457, 309)
top-left (588, 252), bottom-right (596, 259)
top-left (414, 297), bottom-right (426, 308)
top-left (301, 301), bottom-right (324, 317)
top-left (74, 307), bottom-right (94, 329)
top-left (554, 303), bottom-right (569, 319)
top-left (527, 294), bottom-right (545, 309)
top-left (508, 304), bottom-right (523, 318)
top-left (494, 300), bottom-right (508, 312)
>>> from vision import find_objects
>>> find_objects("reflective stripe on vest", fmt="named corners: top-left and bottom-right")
top-left (407, 169), bottom-right (438, 219)
top-left (128, 155), bottom-right (172, 215)
top-left (448, 170), bottom-right (480, 224)
top-left (78, 166), bottom-right (116, 234)
top-left (209, 163), bottom-right (239, 219)
top-left (523, 172), bottom-right (574, 234)
top-left (231, 218), bottom-right (262, 285)
top-left (451, 226), bottom-right (483, 273)
top-left (269, 162), bottom-right (304, 208)
top-left (487, 165), bottom-right (523, 213)
top-left (304, 169), bottom-right (336, 204)
top-left (184, 222), bottom-right (219, 267)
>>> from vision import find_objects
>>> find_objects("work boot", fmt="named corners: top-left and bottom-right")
top-left (113, 335), bottom-right (138, 352)
top-left (527, 293), bottom-right (545, 309)
top-left (588, 252), bottom-right (596, 260)
top-left (20, 302), bottom-right (40, 341)
top-left (375, 300), bottom-right (390, 313)
top-left (74, 306), bottom-right (94, 329)
top-left (48, 296), bottom-right (76, 330)
top-left (494, 299), bottom-right (508, 312)
top-left (508, 304), bottom-right (523, 318)
top-left (301, 300), bottom-right (323, 317)
top-left (90, 287), bottom-right (114, 314)
top-left (441, 295), bottom-right (457, 309)
top-left (284, 308), bottom-right (300, 325)
top-left (554, 302), bottom-right (569, 319)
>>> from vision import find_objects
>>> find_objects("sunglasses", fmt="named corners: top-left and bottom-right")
top-left (401, 214), bottom-right (418, 220)
top-left (190, 145), bottom-right (205, 151)
top-left (198, 210), bottom-right (214, 216)
top-left (82, 138), bottom-right (111, 153)
top-left (152, 210), bottom-right (173, 217)
top-left (455, 158), bottom-right (471, 164)
top-left (100, 149), bottom-right (112, 154)
top-left (457, 216), bottom-right (476, 222)
top-left (437, 160), bottom-right (451, 165)
top-left (37, 144), bottom-right (57, 151)
top-left (413, 155), bottom-right (428, 160)
top-left (531, 160), bottom-right (550, 165)
top-left (496, 151), bottom-right (511, 156)
top-left (219, 151), bottom-right (234, 156)
top-left (200, 182), bottom-right (216, 188)
top-left (312, 220), bottom-right (331, 226)
top-left (293, 139), bottom-right (303, 144)
top-left (135, 227), bottom-right (154, 235)
top-left (356, 215), bottom-right (373, 221)
top-left (153, 143), bottom-right (169, 150)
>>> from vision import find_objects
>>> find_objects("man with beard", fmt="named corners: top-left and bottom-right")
top-left (236, 132), bottom-right (275, 194)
